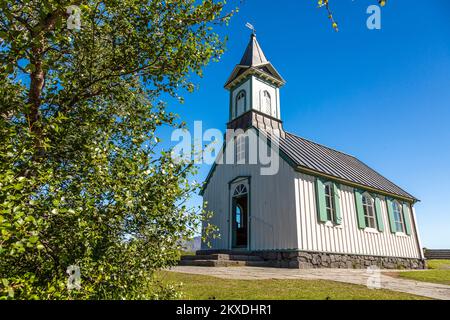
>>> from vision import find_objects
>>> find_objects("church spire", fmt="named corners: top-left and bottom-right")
top-left (239, 33), bottom-right (268, 67)
top-left (225, 33), bottom-right (286, 137)
top-left (224, 33), bottom-right (285, 89)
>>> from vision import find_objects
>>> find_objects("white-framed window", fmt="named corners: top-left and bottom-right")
top-left (362, 193), bottom-right (377, 229)
top-left (233, 184), bottom-right (248, 197)
top-left (235, 90), bottom-right (246, 117)
top-left (324, 182), bottom-right (335, 222)
top-left (393, 201), bottom-right (405, 233)
top-left (263, 90), bottom-right (271, 116)
top-left (235, 134), bottom-right (246, 164)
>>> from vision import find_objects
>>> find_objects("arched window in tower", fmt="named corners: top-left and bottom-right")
top-left (263, 90), bottom-right (272, 116)
top-left (235, 134), bottom-right (246, 164)
top-left (235, 90), bottom-right (246, 117)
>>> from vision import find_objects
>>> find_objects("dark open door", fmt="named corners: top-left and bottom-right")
top-left (232, 195), bottom-right (248, 248)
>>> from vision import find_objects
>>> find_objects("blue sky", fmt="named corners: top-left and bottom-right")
top-left (162, 0), bottom-right (450, 248)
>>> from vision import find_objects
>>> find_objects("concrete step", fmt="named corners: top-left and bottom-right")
top-left (179, 251), bottom-right (270, 267)
top-left (181, 254), bottom-right (229, 261)
top-left (178, 259), bottom-right (274, 268)
top-left (229, 254), bottom-right (263, 261)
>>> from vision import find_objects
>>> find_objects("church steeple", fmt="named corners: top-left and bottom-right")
top-left (239, 33), bottom-right (268, 66)
top-left (225, 34), bottom-right (286, 137)
top-left (225, 34), bottom-right (285, 89)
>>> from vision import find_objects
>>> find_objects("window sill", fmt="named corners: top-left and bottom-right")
top-left (364, 227), bottom-right (379, 234)
top-left (395, 232), bottom-right (408, 237)
top-left (324, 221), bottom-right (343, 229)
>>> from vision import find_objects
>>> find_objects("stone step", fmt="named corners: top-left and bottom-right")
top-left (181, 254), bottom-right (229, 261)
top-left (181, 254), bottom-right (263, 262)
top-left (179, 260), bottom-right (245, 267)
top-left (229, 255), bottom-right (263, 261)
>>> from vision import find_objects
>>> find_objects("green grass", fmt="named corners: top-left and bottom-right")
top-left (398, 260), bottom-right (450, 286)
top-left (159, 271), bottom-right (428, 300)
top-left (426, 259), bottom-right (450, 270)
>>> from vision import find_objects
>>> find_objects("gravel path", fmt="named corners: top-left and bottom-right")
top-left (169, 266), bottom-right (450, 300)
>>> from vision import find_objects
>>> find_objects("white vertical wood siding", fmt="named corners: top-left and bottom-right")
top-left (202, 155), bottom-right (298, 251)
top-left (295, 172), bottom-right (421, 259)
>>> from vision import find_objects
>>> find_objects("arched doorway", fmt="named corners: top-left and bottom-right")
top-left (231, 184), bottom-right (248, 249)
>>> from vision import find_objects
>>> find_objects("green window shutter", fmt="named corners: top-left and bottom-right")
top-left (333, 183), bottom-right (342, 225)
top-left (386, 198), bottom-right (397, 233)
top-left (374, 197), bottom-right (384, 232)
top-left (402, 203), bottom-right (412, 235)
top-left (354, 189), bottom-right (366, 229)
top-left (315, 178), bottom-right (327, 223)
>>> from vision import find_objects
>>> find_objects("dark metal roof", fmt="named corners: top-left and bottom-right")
top-left (279, 131), bottom-right (417, 201)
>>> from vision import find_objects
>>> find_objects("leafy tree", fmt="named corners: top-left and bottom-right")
top-left (0, 0), bottom-right (229, 299)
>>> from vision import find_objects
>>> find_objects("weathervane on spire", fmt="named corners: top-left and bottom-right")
top-left (245, 22), bottom-right (256, 36)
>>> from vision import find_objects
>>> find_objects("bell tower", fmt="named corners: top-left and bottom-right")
top-left (225, 33), bottom-right (286, 137)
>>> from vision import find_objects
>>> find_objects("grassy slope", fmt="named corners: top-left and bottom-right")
top-left (159, 271), bottom-right (427, 300)
top-left (398, 260), bottom-right (450, 286)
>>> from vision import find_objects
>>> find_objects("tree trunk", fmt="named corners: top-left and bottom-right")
top-left (27, 10), bottom-right (65, 145)
top-left (28, 34), bottom-right (45, 138)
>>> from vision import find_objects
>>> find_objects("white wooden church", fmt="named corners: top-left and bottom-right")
top-left (198, 34), bottom-right (425, 269)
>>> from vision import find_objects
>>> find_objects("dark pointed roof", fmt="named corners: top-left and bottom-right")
top-left (224, 34), bottom-right (285, 89)
top-left (239, 34), bottom-right (268, 66)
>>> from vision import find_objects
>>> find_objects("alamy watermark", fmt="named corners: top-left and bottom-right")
top-left (67, 5), bottom-right (81, 31)
top-left (171, 122), bottom-right (281, 176)
top-left (367, 5), bottom-right (382, 30)
top-left (366, 265), bottom-right (382, 289)
top-left (67, 265), bottom-right (81, 291)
